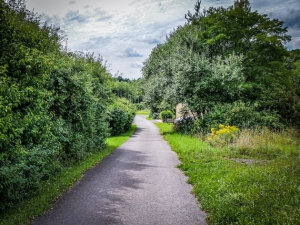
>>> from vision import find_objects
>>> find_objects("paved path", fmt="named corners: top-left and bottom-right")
top-left (32, 116), bottom-right (207, 225)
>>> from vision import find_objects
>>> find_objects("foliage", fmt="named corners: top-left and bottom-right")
top-left (0, 0), bottom-right (114, 212)
top-left (173, 116), bottom-right (195, 135)
top-left (0, 125), bottom-right (137, 225)
top-left (46, 52), bottom-right (111, 163)
top-left (160, 110), bottom-right (174, 122)
top-left (156, 122), bottom-right (300, 225)
top-left (111, 77), bottom-right (144, 104)
top-left (135, 103), bottom-right (146, 111)
top-left (106, 98), bottom-right (136, 136)
top-left (142, 0), bottom-right (299, 130)
top-left (150, 112), bottom-right (160, 120)
top-left (197, 101), bottom-right (283, 133)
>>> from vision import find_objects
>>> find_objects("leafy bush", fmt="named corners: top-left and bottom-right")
top-left (135, 103), bottom-right (146, 110)
top-left (173, 116), bottom-right (195, 134)
top-left (198, 101), bottom-right (283, 133)
top-left (106, 98), bottom-right (136, 136)
top-left (151, 112), bottom-right (160, 119)
top-left (106, 108), bottom-right (128, 136)
top-left (160, 110), bottom-right (174, 122)
top-left (0, 2), bottom-right (111, 211)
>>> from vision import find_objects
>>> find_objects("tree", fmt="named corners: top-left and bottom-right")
top-left (198, 0), bottom-right (291, 101)
top-left (142, 0), bottom-right (299, 129)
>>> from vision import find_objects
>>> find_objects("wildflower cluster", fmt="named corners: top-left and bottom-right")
top-left (207, 124), bottom-right (239, 146)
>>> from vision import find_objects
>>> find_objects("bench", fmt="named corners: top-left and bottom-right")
top-left (165, 118), bottom-right (175, 123)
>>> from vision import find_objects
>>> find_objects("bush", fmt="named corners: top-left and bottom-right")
top-left (151, 112), bottom-right (160, 119)
top-left (197, 101), bottom-right (283, 133)
top-left (106, 98), bottom-right (136, 136)
top-left (173, 116), bottom-right (195, 134)
top-left (160, 110), bottom-right (174, 122)
top-left (135, 103), bottom-right (146, 110)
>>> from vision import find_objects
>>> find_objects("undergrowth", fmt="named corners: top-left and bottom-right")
top-left (155, 123), bottom-right (300, 224)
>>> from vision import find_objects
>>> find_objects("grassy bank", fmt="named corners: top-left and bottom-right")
top-left (136, 109), bottom-right (150, 116)
top-left (0, 125), bottom-right (137, 225)
top-left (156, 123), bottom-right (300, 224)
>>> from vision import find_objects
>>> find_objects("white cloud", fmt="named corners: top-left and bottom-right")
top-left (26, 0), bottom-right (300, 78)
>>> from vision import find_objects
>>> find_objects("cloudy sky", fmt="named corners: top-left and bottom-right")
top-left (25, 0), bottom-right (300, 79)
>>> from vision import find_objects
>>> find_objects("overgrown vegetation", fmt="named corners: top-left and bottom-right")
top-left (160, 110), bottom-right (174, 122)
top-left (142, 0), bottom-right (300, 131)
top-left (156, 123), bottom-right (300, 224)
top-left (0, 125), bottom-right (136, 225)
top-left (0, 0), bottom-right (136, 212)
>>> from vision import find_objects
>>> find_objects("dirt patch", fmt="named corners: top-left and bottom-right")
top-left (229, 158), bottom-right (270, 165)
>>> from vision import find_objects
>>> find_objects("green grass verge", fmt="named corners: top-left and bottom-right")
top-left (0, 125), bottom-right (137, 225)
top-left (136, 109), bottom-right (150, 116)
top-left (155, 123), bottom-right (300, 225)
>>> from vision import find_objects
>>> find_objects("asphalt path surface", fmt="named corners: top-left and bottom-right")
top-left (32, 116), bottom-right (207, 225)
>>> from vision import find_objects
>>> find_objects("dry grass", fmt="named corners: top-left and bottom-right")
top-left (229, 128), bottom-right (300, 159)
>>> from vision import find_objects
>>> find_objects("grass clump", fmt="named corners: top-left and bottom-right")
top-left (0, 125), bottom-right (136, 225)
top-left (155, 123), bottom-right (300, 225)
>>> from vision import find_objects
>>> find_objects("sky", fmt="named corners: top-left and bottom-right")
top-left (25, 0), bottom-right (300, 79)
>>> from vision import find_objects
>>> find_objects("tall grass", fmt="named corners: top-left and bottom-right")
top-left (229, 128), bottom-right (300, 159)
top-left (156, 123), bottom-right (300, 224)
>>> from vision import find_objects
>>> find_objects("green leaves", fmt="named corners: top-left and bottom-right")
top-left (142, 0), bottom-right (299, 130)
top-left (0, 1), bottom-right (113, 211)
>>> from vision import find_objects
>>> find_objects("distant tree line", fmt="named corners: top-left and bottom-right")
top-left (112, 77), bottom-right (145, 107)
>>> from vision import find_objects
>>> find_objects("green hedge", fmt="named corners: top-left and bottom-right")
top-left (106, 98), bottom-right (136, 136)
top-left (0, 1), bottom-right (111, 211)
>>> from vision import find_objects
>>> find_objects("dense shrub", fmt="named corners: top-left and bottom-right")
top-left (106, 98), bottom-right (136, 136)
top-left (198, 101), bottom-right (283, 133)
top-left (0, 1), bottom-right (111, 211)
top-left (135, 103), bottom-right (146, 110)
top-left (47, 53), bottom-right (110, 163)
top-left (173, 116), bottom-right (195, 134)
top-left (160, 110), bottom-right (174, 122)
top-left (151, 112), bottom-right (160, 119)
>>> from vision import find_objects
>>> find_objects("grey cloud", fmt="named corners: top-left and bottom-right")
top-left (69, 1), bottom-right (76, 5)
top-left (94, 8), bottom-right (113, 21)
top-left (131, 63), bottom-right (143, 68)
top-left (65, 10), bottom-right (87, 23)
top-left (78, 36), bottom-right (112, 50)
top-left (280, 9), bottom-right (300, 29)
top-left (139, 36), bottom-right (162, 44)
top-left (251, 0), bottom-right (299, 10)
top-left (123, 47), bottom-right (143, 57)
top-left (292, 38), bottom-right (300, 50)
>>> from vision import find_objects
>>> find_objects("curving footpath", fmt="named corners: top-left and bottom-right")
top-left (32, 115), bottom-right (207, 225)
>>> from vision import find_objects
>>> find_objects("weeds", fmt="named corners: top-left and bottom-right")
top-left (229, 128), bottom-right (300, 160)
